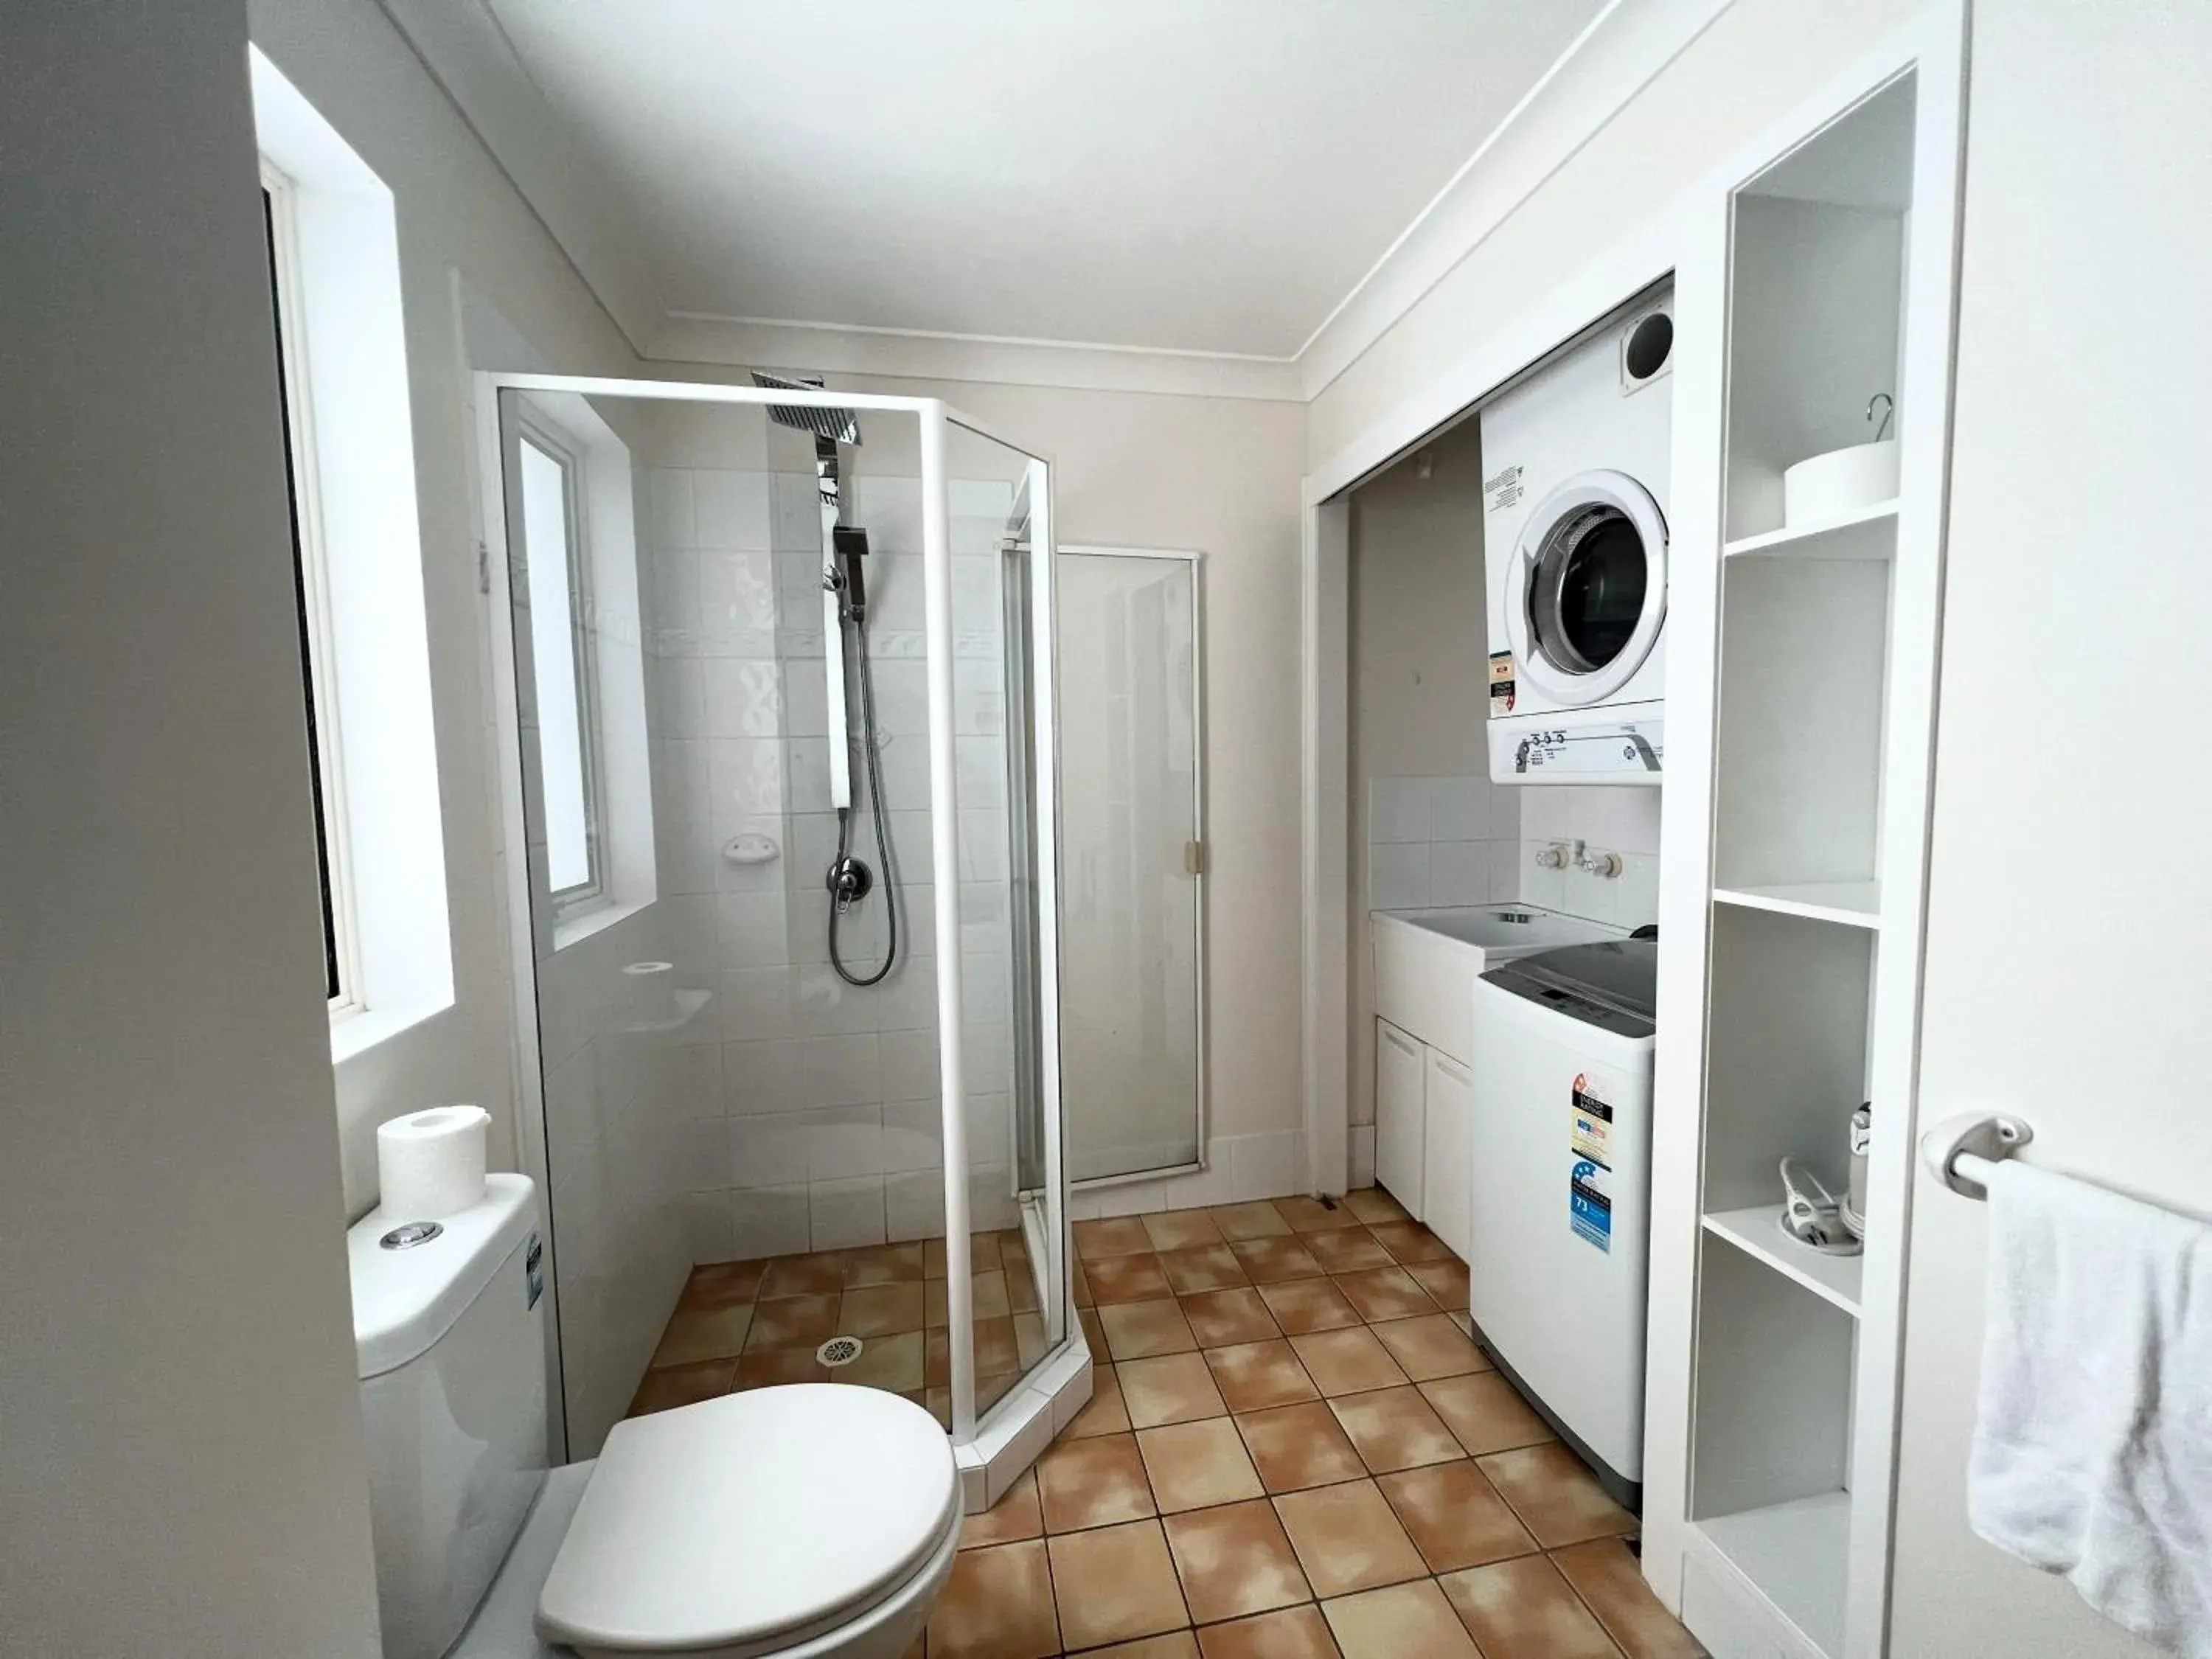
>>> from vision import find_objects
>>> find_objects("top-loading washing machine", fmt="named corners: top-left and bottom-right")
top-left (1481, 293), bottom-right (1673, 785)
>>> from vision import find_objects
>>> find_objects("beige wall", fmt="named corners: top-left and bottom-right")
top-left (248, 0), bottom-right (640, 1217)
top-left (0, 2), bottom-right (383, 1648)
top-left (1891, 7), bottom-right (2212, 1652)
top-left (1305, 0), bottom-right (1921, 477)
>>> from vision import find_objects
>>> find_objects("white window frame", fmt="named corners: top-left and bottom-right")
top-left (262, 157), bottom-right (364, 1022)
top-left (512, 408), bottom-right (611, 920)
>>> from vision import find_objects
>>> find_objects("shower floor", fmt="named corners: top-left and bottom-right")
top-left (628, 1228), bottom-right (1051, 1427)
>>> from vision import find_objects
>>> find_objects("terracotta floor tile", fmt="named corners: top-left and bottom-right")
top-left (838, 1282), bottom-right (925, 1338)
top-left (759, 1253), bottom-right (847, 1300)
top-left (979, 1369), bottom-right (1020, 1413)
top-left (682, 1258), bottom-right (767, 1308)
top-left (1079, 1305), bottom-right (1108, 1357)
top-left (1551, 1538), bottom-right (1704, 1659)
top-left (1144, 1208), bottom-right (1227, 1252)
top-left (1088, 1252), bottom-right (1175, 1304)
top-left (1419, 1373), bottom-right (1556, 1456)
top-left (926, 1326), bottom-right (952, 1387)
top-left (1036, 1431), bottom-right (1157, 1532)
top-left (842, 1242), bottom-right (925, 1287)
top-left (1405, 1256), bottom-right (1470, 1310)
top-left (968, 1315), bottom-right (1020, 1374)
top-left (1374, 1461), bottom-right (1538, 1573)
top-left (1255, 1278), bottom-right (1363, 1335)
top-left (1015, 1310), bottom-right (1050, 1368)
top-left (1138, 1417), bottom-right (1265, 1512)
top-left (928, 1537), bottom-right (1060, 1659)
top-left (1270, 1478), bottom-right (1427, 1596)
top-left (1301, 1227), bottom-right (1394, 1274)
top-left (1329, 1266), bottom-right (1436, 1323)
top-left (1234, 1401), bottom-right (1368, 1494)
top-left (1158, 1243), bottom-right (1251, 1294)
top-left (961, 1470), bottom-right (1043, 1551)
top-left (1272, 1195), bottom-right (1364, 1234)
top-left (1478, 1444), bottom-right (1638, 1548)
top-left (832, 1329), bottom-right (924, 1391)
top-left (1086, 1635), bottom-right (1200, 1659)
top-left (1340, 1188), bottom-right (1409, 1225)
top-left (1228, 1236), bottom-right (1325, 1284)
top-left (1203, 1340), bottom-right (1319, 1413)
top-left (1329, 1385), bottom-right (1465, 1473)
top-left (925, 1278), bottom-right (950, 1327)
top-left (970, 1270), bottom-right (1013, 1322)
top-left (1007, 1262), bottom-right (1041, 1314)
top-left (1119, 1352), bottom-right (1228, 1427)
top-left (627, 1359), bottom-right (733, 1416)
top-left (1366, 1221), bottom-right (1454, 1265)
top-left (925, 1236), bottom-right (951, 1279)
top-left (1196, 1604), bottom-right (1343, 1659)
top-left (733, 1349), bottom-right (830, 1388)
top-left (1100, 1298), bottom-right (1200, 1360)
top-left (1073, 1259), bottom-right (1095, 1308)
top-left (1287, 1327), bottom-right (1409, 1397)
top-left (1077, 1217), bottom-right (1159, 1259)
top-left (1438, 1555), bottom-right (1621, 1658)
top-left (1161, 1497), bottom-right (1311, 1624)
top-left (743, 1293), bottom-right (841, 1353)
top-left (1178, 1287), bottom-right (1281, 1349)
top-left (651, 1303), bottom-right (754, 1367)
top-left (1048, 1519), bottom-right (1191, 1649)
top-left (1208, 1201), bottom-right (1294, 1241)
top-left (1321, 1579), bottom-right (1481, 1659)
top-left (1368, 1314), bottom-right (1489, 1382)
top-left (1063, 1366), bottom-right (1133, 1439)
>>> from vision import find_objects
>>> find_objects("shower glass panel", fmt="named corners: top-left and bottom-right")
top-left (1056, 551), bottom-right (1205, 1184)
top-left (484, 378), bottom-right (1068, 1476)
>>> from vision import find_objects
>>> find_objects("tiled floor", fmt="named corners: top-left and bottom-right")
top-left (923, 1190), bottom-right (1704, 1658)
top-left (628, 1229), bottom-right (1050, 1426)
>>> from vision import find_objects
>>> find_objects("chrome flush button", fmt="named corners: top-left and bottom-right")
top-left (380, 1221), bottom-right (444, 1251)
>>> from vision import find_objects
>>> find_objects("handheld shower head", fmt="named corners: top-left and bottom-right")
top-left (750, 369), bottom-right (861, 447)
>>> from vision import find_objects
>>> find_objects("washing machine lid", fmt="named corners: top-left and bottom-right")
top-left (1480, 939), bottom-right (1657, 1038)
top-left (535, 1385), bottom-right (959, 1655)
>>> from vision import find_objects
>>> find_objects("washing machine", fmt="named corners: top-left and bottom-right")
top-left (1467, 937), bottom-right (1656, 1508)
top-left (1481, 293), bottom-right (1672, 785)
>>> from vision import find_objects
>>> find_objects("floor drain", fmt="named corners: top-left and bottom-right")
top-left (816, 1335), bottom-right (864, 1368)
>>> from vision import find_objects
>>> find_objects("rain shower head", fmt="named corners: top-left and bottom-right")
top-left (751, 369), bottom-right (861, 446)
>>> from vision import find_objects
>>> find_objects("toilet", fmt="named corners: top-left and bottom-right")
top-left (349, 1175), bottom-right (961, 1659)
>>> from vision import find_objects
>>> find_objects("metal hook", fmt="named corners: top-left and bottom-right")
top-left (1867, 392), bottom-right (1896, 443)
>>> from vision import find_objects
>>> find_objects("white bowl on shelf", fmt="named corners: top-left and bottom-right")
top-left (1783, 439), bottom-right (1899, 526)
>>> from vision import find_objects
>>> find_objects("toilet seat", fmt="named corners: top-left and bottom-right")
top-left (535, 1385), bottom-right (960, 1658)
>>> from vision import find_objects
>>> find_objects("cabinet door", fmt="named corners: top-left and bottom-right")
top-left (1423, 1048), bottom-right (1475, 1267)
top-left (1375, 1019), bottom-right (1426, 1216)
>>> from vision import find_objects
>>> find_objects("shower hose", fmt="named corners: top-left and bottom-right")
top-left (827, 609), bottom-right (900, 988)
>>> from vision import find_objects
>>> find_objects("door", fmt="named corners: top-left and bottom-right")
top-left (1375, 1019), bottom-right (1425, 1216)
top-left (1055, 548), bottom-right (1205, 1186)
top-left (1889, 12), bottom-right (2212, 1653)
top-left (1422, 1048), bottom-right (1475, 1267)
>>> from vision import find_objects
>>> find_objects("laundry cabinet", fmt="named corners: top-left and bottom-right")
top-left (1372, 1017), bottom-right (1474, 1261)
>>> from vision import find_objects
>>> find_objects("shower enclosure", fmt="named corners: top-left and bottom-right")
top-left (479, 375), bottom-right (1072, 1505)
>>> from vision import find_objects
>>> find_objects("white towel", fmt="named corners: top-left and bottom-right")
top-left (1970, 1158), bottom-right (2212, 1655)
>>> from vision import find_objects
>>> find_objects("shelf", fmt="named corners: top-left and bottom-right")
top-left (1703, 1207), bottom-right (1862, 1316)
top-left (1713, 882), bottom-right (1879, 930)
top-left (1723, 499), bottom-right (1898, 560)
top-left (1697, 1491), bottom-right (1851, 1659)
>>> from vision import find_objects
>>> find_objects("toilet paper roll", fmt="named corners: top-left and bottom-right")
top-left (377, 1105), bottom-right (490, 1220)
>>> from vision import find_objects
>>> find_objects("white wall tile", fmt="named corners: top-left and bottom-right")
top-left (693, 471), bottom-right (771, 552)
top-left (728, 1112), bottom-right (811, 1187)
top-left (1519, 841), bottom-right (1565, 911)
top-left (797, 1033), bottom-right (880, 1107)
top-left (698, 658), bottom-right (782, 737)
top-left (809, 1176), bottom-right (887, 1250)
top-left (884, 1170), bottom-right (946, 1242)
top-left (723, 1039), bottom-right (801, 1116)
top-left (1349, 1125), bottom-right (1377, 1189)
top-left (1487, 840), bottom-right (1524, 904)
top-left (1615, 852), bottom-right (1660, 929)
top-left (880, 1099), bottom-right (943, 1172)
top-left (728, 1184), bottom-right (810, 1259)
top-left (1368, 776), bottom-right (1433, 844)
top-left (1560, 859), bottom-right (1620, 926)
top-left (1430, 777), bottom-right (1491, 842)
top-left (648, 468), bottom-right (696, 549)
top-left (722, 967), bottom-right (796, 1041)
top-left (801, 1105), bottom-right (885, 1180)
top-left (1428, 841), bottom-right (1489, 906)
top-left (720, 891), bottom-right (792, 970)
top-left (1368, 841), bottom-right (1430, 910)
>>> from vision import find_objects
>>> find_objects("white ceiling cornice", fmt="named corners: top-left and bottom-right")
top-left (383, 0), bottom-right (1732, 403)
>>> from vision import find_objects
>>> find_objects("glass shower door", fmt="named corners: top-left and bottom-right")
top-left (1055, 549), bottom-right (1204, 1184)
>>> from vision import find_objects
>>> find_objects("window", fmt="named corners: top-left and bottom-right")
top-left (262, 161), bottom-right (361, 1017)
top-left (515, 420), bottom-right (606, 911)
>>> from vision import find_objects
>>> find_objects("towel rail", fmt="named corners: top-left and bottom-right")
top-left (1919, 1113), bottom-right (2035, 1199)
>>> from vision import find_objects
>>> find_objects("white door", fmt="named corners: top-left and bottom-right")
top-left (1375, 1019), bottom-right (1425, 1216)
top-left (1422, 1048), bottom-right (1474, 1266)
top-left (1889, 13), bottom-right (2212, 1655)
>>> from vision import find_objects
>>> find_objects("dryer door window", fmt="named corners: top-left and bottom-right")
top-left (1529, 504), bottom-right (1649, 675)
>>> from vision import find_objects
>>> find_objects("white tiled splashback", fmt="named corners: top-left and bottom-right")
top-left (1365, 775), bottom-right (1660, 929)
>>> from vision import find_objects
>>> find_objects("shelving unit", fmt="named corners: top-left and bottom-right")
top-left (1644, 21), bottom-right (1966, 1659)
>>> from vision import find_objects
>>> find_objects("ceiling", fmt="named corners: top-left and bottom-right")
top-left (470, 0), bottom-right (1609, 361)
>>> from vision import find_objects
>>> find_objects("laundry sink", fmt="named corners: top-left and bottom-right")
top-left (1371, 905), bottom-right (1623, 1065)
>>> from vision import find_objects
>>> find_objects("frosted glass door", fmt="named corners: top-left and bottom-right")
top-left (1057, 551), bottom-right (1203, 1184)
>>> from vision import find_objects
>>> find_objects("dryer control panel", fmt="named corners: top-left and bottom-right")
top-left (1489, 715), bottom-right (1663, 785)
